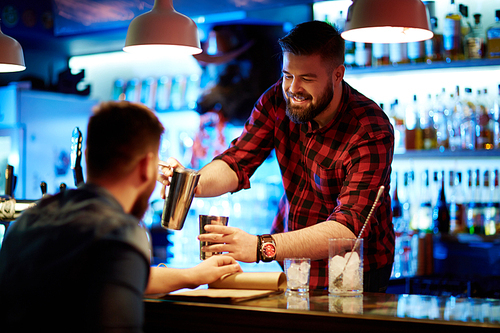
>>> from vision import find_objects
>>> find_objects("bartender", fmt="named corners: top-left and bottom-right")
top-left (159, 20), bottom-right (395, 292)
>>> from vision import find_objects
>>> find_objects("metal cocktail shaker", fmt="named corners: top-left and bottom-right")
top-left (161, 167), bottom-right (200, 230)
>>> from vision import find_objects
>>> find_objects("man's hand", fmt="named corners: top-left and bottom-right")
top-left (198, 225), bottom-right (259, 263)
top-left (187, 255), bottom-right (242, 287)
top-left (157, 157), bottom-right (203, 199)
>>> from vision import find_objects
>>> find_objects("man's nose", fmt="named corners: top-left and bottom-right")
top-left (288, 78), bottom-right (303, 94)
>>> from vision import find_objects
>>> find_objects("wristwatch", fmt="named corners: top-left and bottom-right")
top-left (259, 234), bottom-right (276, 262)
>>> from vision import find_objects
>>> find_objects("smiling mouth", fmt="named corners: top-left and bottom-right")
top-left (288, 93), bottom-right (309, 104)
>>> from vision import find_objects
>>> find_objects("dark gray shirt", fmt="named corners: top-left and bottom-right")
top-left (0, 183), bottom-right (150, 332)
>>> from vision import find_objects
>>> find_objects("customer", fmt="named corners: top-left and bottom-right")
top-left (0, 101), bottom-right (241, 332)
top-left (158, 21), bottom-right (394, 292)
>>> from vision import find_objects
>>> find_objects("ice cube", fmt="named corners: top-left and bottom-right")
top-left (329, 255), bottom-right (347, 278)
top-left (287, 264), bottom-right (300, 280)
top-left (299, 261), bottom-right (310, 272)
top-left (288, 278), bottom-right (300, 289)
top-left (298, 271), bottom-right (309, 284)
top-left (345, 251), bottom-right (360, 269)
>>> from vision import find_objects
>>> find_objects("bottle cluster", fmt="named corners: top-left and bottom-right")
top-left (334, 1), bottom-right (500, 68)
top-left (385, 85), bottom-right (500, 152)
top-left (391, 168), bottom-right (500, 279)
top-left (393, 168), bottom-right (500, 236)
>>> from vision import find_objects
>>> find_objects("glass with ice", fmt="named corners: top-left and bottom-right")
top-left (328, 238), bottom-right (363, 295)
top-left (284, 258), bottom-right (311, 294)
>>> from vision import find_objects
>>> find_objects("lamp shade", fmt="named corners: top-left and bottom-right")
top-left (341, 0), bottom-right (433, 43)
top-left (123, 0), bottom-right (201, 55)
top-left (0, 25), bottom-right (25, 73)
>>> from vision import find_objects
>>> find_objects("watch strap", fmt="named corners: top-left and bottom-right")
top-left (256, 235), bottom-right (262, 263)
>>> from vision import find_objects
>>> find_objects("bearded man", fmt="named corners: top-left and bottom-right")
top-left (159, 21), bottom-right (395, 293)
top-left (0, 101), bottom-right (240, 332)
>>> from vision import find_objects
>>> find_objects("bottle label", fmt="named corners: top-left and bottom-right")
top-left (467, 37), bottom-right (482, 59)
top-left (487, 38), bottom-right (500, 58)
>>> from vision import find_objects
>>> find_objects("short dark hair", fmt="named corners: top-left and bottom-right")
top-left (86, 101), bottom-right (164, 180)
top-left (278, 20), bottom-right (345, 71)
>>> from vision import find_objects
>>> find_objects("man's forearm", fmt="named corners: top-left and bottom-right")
top-left (272, 221), bottom-right (356, 261)
top-left (197, 159), bottom-right (239, 197)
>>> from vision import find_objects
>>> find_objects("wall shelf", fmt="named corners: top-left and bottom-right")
top-left (394, 149), bottom-right (500, 159)
top-left (346, 58), bottom-right (500, 75)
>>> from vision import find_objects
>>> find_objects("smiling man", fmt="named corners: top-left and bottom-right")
top-left (159, 21), bottom-right (395, 292)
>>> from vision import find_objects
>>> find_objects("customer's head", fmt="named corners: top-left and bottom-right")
top-left (278, 20), bottom-right (345, 74)
top-left (86, 101), bottom-right (164, 182)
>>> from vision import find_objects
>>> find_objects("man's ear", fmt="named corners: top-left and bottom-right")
top-left (138, 152), bottom-right (155, 183)
top-left (333, 64), bottom-right (345, 84)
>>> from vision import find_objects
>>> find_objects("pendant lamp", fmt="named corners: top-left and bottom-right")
top-left (341, 0), bottom-right (433, 43)
top-left (123, 0), bottom-right (202, 55)
top-left (0, 21), bottom-right (26, 72)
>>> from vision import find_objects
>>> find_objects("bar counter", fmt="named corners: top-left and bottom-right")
top-left (143, 291), bottom-right (500, 332)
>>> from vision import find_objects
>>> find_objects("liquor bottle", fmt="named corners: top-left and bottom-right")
top-left (448, 86), bottom-right (463, 151)
top-left (459, 4), bottom-right (471, 42)
top-left (425, 17), bottom-right (444, 63)
top-left (443, 0), bottom-right (463, 62)
top-left (413, 170), bottom-right (433, 232)
top-left (466, 169), bottom-right (485, 235)
top-left (402, 172), bottom-right (412, 225)
top-left (335, 11), bottom-right (346, 32)
top-left (484, 169), bottom-right (500, 235)
top-left (405, 95), bottom-right (422, 150)
top-left (465, 14), bottom-right (485, 59)
top-left (391, 99), bottom-right (406, 154)
top-left (392, 172), bottom-right (405, 233)
top-left (482, 170), bottom-right (491, 231)
top-left (344, 40), bottom-right (356, 68)
top-left (389, 43), bottom-right (409, 66)
top-left (475, 89), bottom-right (493, 150)
top-left (420, 94), bottom-right (437, 150)
top-left (491, 84), bottom-right (500, 149)
top-left (450, 171), bottom-right (466, 233)
top-left (432, 171), bottom-right (450, 234)
top-left (433, 88), bottom-right (449, 151)
top-left (354, 42), bottom-right (371, 67)
top-left (408, 39), bottom-right (426, 64)
top-left (486, 10), bottom-right (500, 59)
top-left (372, 43), bottom-right (390, 67)
top-left (460, 87), bottom-right (476, 150)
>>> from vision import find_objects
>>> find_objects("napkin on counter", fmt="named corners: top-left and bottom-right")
top-left (156, 272), bottom-right (286, 304)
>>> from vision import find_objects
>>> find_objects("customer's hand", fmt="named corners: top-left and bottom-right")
top-left (188, 255), bottom-right (242, 286)
top-left (198, 225), bottom-right (259, 263)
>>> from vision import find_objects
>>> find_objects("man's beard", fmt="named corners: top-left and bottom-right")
top-left (285, 79), bottom-right (334, 124)
top-left (130, 179), bottom-right (156, 220)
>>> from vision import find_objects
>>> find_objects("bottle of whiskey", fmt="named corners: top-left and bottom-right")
top-left (466, 169), bottom-right (485, 235)
top-left (425, 17), bottom-right (444, 63)
top-left (486, 10), bottom-right (500, 59)
top-left (432, 171), bottom-right (450, 234)
top-left (465, 13), bottom-right (485, 59)
top-left (449, 171), bottom-right (465, 234)
top-left (443, 0), bottom-right (463, 62)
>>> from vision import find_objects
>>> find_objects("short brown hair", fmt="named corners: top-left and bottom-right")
top-left (86, 101), bottom-right (164, 180)
top-left (278, 20), bottom-right (345, 73)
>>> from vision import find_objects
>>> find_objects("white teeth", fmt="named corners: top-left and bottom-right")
top-left (293, 96), bottom-right (305, 101)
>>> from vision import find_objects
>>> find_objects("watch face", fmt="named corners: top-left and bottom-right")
top-left (263, 243), bottom-right (276, 258)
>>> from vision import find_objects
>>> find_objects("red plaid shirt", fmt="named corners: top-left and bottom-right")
top-left (216, 79), bottom-right (395, 290)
